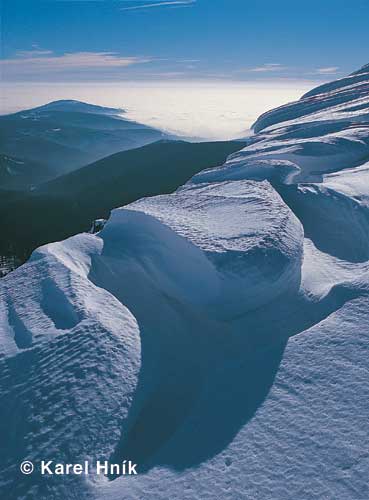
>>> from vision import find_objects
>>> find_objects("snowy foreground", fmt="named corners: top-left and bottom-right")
top-left (1, 65), bottom-right (369, 499)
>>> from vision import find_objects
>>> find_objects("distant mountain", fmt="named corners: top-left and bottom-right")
top-left (30, 99), bottom-right (126, 115)
top-left (0, 139), bottom-right (245, 258)
top-left (0, 100), bottom-right (167, 188)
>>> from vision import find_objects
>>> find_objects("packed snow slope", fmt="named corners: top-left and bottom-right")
top-left (1, 65), bottom-right (369, 500)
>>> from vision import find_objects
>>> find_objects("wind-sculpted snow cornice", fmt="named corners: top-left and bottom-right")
top-left (252, 65), bottom-right (369, 133)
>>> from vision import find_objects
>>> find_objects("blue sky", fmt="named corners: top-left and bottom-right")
top-left (1, 0), bottom-right (369, 82)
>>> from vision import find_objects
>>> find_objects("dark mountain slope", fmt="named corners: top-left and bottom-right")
top-left (0, 140), bottom-right (245, 259)
top-left (0, 154), bottom-right (55, 190)
top-left (0, 100), bottom-right (167, 187)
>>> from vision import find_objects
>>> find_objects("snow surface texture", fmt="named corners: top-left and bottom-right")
top-left (1, 65), bottom-right (369, 499)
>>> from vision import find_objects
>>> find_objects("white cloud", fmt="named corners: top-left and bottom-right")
top-left (1, 50), bottom-right (151, 75)
top-left (248, 63), bottom-right (287, 73)
top-left (13, 50), bottom-right (54, 58)
top-left (314, 66), bottom-right (339, 75)
top-left (121, 0), bottom-right (195, 11)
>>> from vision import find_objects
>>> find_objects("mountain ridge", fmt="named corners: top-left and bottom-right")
top-left (0, 100), bottom-right (168, 188)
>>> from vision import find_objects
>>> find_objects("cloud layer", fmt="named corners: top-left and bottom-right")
top-left (248, 63), bottom-right (288, 73)
top-left (1, 50), bottom-right (151, 78)
top-left (314, 66), bottom-right (340, 75)
top-left (0, 48), bottom-right (342, 82)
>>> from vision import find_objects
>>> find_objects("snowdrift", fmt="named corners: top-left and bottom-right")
top-left (1, 64), bottom-right (369, 499)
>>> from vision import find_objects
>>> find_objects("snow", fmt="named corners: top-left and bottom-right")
top-left (0, 234), bottom-right (142, 498)
top-left (123, 181), bottom-right (303, 317)
top-left (1, 63), bottom-right (369, 499)
top-left (99, 295), bottom-right (369, 500)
